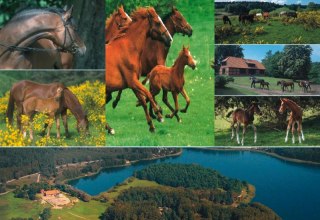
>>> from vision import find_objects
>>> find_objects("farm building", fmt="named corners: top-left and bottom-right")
top-left (41, 189), bottom-right (60, 197)
top-left (219, 57), bottom-right (265, 75)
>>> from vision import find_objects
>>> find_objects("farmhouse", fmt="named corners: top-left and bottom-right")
top-left (219, 57), bottom-right (265, 75)
top-left (41, 189), bottom-right (60, 197)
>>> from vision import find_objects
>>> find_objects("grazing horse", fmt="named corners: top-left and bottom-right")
top-left (279, 98), bottom-right (304, 144)
top-left (227, 103), bottom-right (262, 146)
top-left (277, 80), bottom-right (294, 92)
top-left (112, 7), bottom-right (192, 109)
top-left (250, 77), bottom-right (264, 88)
top-left (298, 80), bottom-right (311, 93)
top-left (6, 80), bottom-right (89, 137)
top-left (22, 87), bottom-right (63, 140)
top-left (260, 81), bottom-right (269, 90)
top-left (263, 12), bottom-right (270, 20)
top-left (105, 5), bottom-right (132, 44)
top-left (142, 46), bottom-right (196, 122)
top-left (106, 7), bottom-right (173, 134)
top-left (239, 14), bottom-right (254, 24)
top-left (223, 15), bottom-right (232, 25)
top-left (0, 7), bottom-right (86, 69)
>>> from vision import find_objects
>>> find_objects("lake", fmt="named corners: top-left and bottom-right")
top-left (69, 149), bottom-right (320, 220)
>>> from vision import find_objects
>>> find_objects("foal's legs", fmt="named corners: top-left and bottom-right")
top-left (297, 120), bottom-right (304, 143)
top-left (61, 109), bottom-right (69, 137)
top-left (236, 122), bottom-right (240, 144)
top-left (291, 121), bottom-right (296, 144)
top-left (285, 119), bottom-right (293, 143)
top-left (241, 124), bottom-right (247, 146)
top-left (55, 114), bottom-right (60, 139)
top-left (231, 121), bottom-right (235, 140)
top-left (46, 114), bottom-right (54, 138)
top-left (252, 124), bottom-right (257, 143)
top-left (180, 88), bottom-right (190, 113)
top-left (167, 92), bottom-right (181, 122)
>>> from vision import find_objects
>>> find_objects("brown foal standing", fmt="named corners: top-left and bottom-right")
top-left (279, 98), bottom-right (304, 144)
top-left (22, 87), bottom-right (63, 140)
top-left (142, 45), bottom-right (196, 122)
top-left (227, 103), bottom-right (262, 146)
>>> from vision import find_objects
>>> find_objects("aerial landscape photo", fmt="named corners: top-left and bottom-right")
top-left (1, 148), bottom-right (320, 219)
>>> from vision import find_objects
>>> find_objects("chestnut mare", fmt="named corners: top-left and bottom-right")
top-left (279, 98), bottom-right (304, 144)
top-left (6, 80), bottom-right (89, 137)
top-left (227, 103), bottom-right (262, 146)
top-left (111, 7), bottom-right (192, 109)
top-left (105, 5), bottom-right (132, 44)
top-left (0, 7), bottom-right (86, 69)
top-left (22, 87), bottom-right (64, 140)
top-left (277, 80), bottom-right (294, 92)
top-left (106, 7), bottom-right (173, 134)
top-left (142, 46), bottom-right (196, 122)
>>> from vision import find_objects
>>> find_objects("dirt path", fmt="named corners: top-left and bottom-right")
top-left (68, 212), bottom-right (87, 219)
top-left (232, 84), bottom-right (320, 96)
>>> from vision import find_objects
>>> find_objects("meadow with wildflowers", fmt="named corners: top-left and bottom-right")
top-left (0, 80), bottom-right (106, 147)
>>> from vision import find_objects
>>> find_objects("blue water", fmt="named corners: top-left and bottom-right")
top-left (69, 149), bottom-right (320, 220)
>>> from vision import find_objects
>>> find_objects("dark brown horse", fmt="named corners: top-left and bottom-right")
top-left (22, 87), bottom-right (64, 140)
top-left (6, 80), bottom-right (89, 137)
top-left (106, 7), bottom-right (173, 134)
top-left (227, 103), bottom-right (262, 146)
top-left (277, 80), bottom-right (294, 92)
top-left (260, 81), bottom-right (269, 90)
top-left (111, 7), bottom-right (192, 109)
top-left (142, 45), bottom-right (196, 122)
top-left (279, 98), bottom-right (304, 144)
top-left (0, 7), bottom-right (86, 69)
top-left (105, 5), bottom-right (132, 44)
top-left (298, 80), bottom-right (311, 93)
top-left (250, 76), bottom-right (264, 88)
top-left (239, 14), bottom-right (254, 24)
top-left (223, 15), bottom-right (232, 25)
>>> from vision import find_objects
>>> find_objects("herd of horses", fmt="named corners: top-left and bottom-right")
top-left (249, 77), bottom-right (312, 93)
top-left (222, 10), bottom-right (298, 25)
top-left (227, 98), bottom-right (304, 146)
top-left (105, 6), bottom-right (194, 134)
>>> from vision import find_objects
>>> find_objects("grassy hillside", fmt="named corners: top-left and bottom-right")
top-left (106, 0), bottom-right (214, 146)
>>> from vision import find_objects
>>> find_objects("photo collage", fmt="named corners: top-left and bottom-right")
top-left (0, 0), bottom-right (320, 219)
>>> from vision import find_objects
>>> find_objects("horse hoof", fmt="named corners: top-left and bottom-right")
top-left (180, 109), bottom-right (187, 113)
top-left (149, 127), bottom-right (155, 133)
top-left (109, 129), bottom-right (115, 135)
top-left (112, 102), bottom-right (118, 109)
top-left (158, 117), bottom-right (164, 123)
top-left (178, 119), bottom-right (182, 123)
top-left (165, 114), bottom-right (172, 118)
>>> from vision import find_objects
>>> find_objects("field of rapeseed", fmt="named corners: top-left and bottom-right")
top-left (0, 80), bottom-right (106, 147)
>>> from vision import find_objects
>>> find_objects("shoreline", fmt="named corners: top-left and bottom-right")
top-left (200, 147), bottom-right (320, 166)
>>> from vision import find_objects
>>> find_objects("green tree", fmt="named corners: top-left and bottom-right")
top-left (262, 50), bottom-right (283, 77)
top-left (39, 208), bottom-right (51, 220)
top-left (308, 62), bottom-right (320, 83)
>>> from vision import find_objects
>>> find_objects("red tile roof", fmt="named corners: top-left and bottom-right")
top-left (221, 57), bottom-right (265, 70)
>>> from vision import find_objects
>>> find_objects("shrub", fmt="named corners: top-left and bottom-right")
top-left (215, 75), bottom-right (234, 89)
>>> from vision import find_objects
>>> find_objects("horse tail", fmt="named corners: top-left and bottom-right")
top-left (6, 89), bottom-right (15, 125)
top-left (142, 74), bottom-right (150, 85)
top-left (226, 110), bottom-right (234, 118)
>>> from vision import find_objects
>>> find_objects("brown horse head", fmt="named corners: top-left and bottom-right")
top-left (251, 103), bottom-right (262, 115)
top-left (279, 98), bottom-right (288, 114)
top-left (181, 45), bottom-right (196, 69)
top-left (143, 7), bottom-right (173, 47)
top-left (77, 113), bottom-right (89, 135)
top-left (169, 7), bottom-right (192, 37)
top-left (116, 5), bottom-right (132, 28)
top-left (58, 6), bottom-right (86, 55)
top-left (277, 81), bottom-right (283, 86)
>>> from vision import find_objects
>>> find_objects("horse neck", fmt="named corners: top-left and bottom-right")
top-left (125, 19), bottom-right (150, 54)
top-left (285, 101), bottom-right (302, 116)
top-left (63, 89), bottom-right (86, 122)
top-left (164, 16), bottom-right (176, 36)
top-left (0, 13), bottom-right (60, 56)
top-left (172, 54), bottom-right (187, 78)
top-left (105, 16), bottom-right (118, 39)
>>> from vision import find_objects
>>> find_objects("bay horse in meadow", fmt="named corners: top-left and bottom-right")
top-left (111, 7), bottom-right (192, 109)
top-left (298, 80), bottom-right (311, 93)
top-left (142, 45), bottom-right (196, 122)
top-left (279, 98), bottom-right (304, 144)
top-left (105, 5), bottom-right (132, 44)
top-left (6, 80), bottom-right (89, 137)
top-left (22, 87), bottom-right (64, 140)
top-left (250, 77), bottom-right (264, 88)
top-left (223, 15), bottom-right (232, 25)
top-left (0, 6), bottom-right (86, 69)
top-left (227, 103), bottom-right (262, 146)
top-left (239, 14), bottom-right (254, 24)
top-left (277, 80), bottom-right (294, 92)
top-left (106, 7), bottom-right (173, 134)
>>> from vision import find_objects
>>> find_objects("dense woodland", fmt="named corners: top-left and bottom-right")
top-left (135, 163), bottom-right (246, 193)
top-left (103, 164), bottom-right (280, 220)
top-left (263, 148), bottom-right (320, 163)
top-left (0, 148), bottom-right (180, 184)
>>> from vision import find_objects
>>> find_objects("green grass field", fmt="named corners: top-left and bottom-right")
top-left (215, 9), bottom-right (320, 44)
top-left (107, 0), bottom-right (214, 146)
top-left (216, 76), bottom-right (319, 95)
top-left (215, 115), bottom-right (320, 147)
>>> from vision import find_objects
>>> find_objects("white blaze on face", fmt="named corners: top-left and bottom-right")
top-left (158, 15), bottom-right (173, 42)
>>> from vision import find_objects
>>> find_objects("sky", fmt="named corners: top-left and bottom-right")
top-left (215, 0), bottom-right (320, 5)
top-left (241, 45), bottom-right (320, 62)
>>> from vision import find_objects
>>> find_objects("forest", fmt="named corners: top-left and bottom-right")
top-left (263, 148), bottom-right (320, 163)
top-left (135, 163), bottom-right (246, 193)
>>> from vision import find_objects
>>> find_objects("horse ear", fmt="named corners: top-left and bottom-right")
top-left (63, 5), bottom-right (68, 11)
top-left (63, 5), bottom-right (74, 20)
top-left (172, 6), bottom-right (177, 12)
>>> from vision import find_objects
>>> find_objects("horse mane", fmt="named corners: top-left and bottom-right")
top-left (9, 8), bottom-right (65, 23)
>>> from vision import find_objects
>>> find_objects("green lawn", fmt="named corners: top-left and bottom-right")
top-left (215, 115), bottom-right (320, 147)
top-left (215, 14), bottom-right (320, 44)
top-left (106, 0), bottom-right (214, 146)
top-left (216, 76), bottom-right (316, 95)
